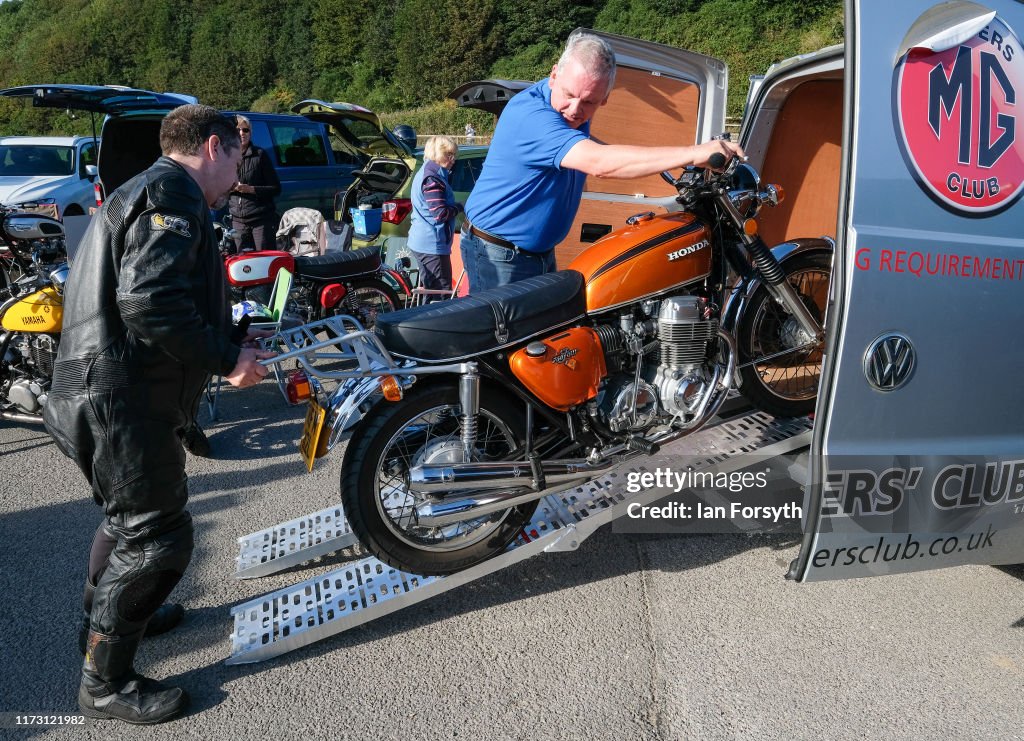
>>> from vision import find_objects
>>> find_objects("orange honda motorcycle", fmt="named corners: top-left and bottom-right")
top-left (0, 210), bottom-right (67, 423)
top-left (269, 149), bottom-right (833, 576)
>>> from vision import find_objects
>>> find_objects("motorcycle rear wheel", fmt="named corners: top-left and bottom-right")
top-left (341, 384), bottom-right (536, 575)
top-left (340, 279), bottom-right (400, 330)
top-left (737, 253), bottom-right (831, 417)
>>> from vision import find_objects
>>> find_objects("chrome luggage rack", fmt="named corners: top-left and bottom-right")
top-left (259, 314), bottom-right (470, 383)
top-left (259, 316), bottom-right (479, 451)
top-left (258, 314), bottom-right (405, 382)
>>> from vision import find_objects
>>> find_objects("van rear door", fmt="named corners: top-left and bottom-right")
top-left (793, 0), bottom-right (1024, 582)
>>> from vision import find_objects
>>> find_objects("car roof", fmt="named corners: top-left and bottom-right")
top-left (0, 136), bottom-right (97, 146)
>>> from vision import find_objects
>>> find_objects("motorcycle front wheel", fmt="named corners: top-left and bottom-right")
top-left (341, 384), bottom-right (536, 575)
top-left (737, 252), bottom-right (831, 418)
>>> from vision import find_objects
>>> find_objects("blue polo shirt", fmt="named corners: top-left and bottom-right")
top-left (464, 79), bottom-right (589, 253)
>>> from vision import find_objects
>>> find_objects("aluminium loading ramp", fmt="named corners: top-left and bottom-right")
top-left (227, 410), bottom-right (813, 665)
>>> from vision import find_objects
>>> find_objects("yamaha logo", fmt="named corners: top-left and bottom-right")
top-left (894, 15), bottom-right (1024, 215)
top-left (667, 240), bottom-right (708, 261)
top-left (863, 334), bottom-right (916, 391)
top-left (21, 315), bottom-right (45, 325)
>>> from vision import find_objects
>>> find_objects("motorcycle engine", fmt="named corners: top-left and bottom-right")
top-left (597, 295), bottom-right (719, 432)
top-left (3, 334), bottom-right (56, 413)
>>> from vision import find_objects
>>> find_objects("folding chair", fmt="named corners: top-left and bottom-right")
top-left (206, 267), bottom-right (293, 420)
top-left (404, 269), bottom-right (467, 308)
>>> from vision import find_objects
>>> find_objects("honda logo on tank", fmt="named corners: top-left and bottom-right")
top-left (894, 14), bottom-right (1024, 215)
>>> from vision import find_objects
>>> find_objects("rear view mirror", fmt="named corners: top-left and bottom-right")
top-left (85, 164), bottom-right (98, 179)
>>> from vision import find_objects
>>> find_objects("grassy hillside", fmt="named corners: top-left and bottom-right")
top-left (0, 0), bottom-right (843, 137)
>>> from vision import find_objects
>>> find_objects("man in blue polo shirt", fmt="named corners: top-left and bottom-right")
top-left (462, 31), bottom-right (744, 292)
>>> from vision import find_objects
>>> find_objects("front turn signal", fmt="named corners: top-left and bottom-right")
top-left (379, 375), bottom-right (404, 402)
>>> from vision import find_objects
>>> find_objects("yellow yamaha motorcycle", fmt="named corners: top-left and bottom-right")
top-left (0, 210), bottom-right (67, 423)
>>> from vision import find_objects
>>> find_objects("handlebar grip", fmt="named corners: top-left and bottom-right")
top-left (708, 153), bottom-right (727, 170)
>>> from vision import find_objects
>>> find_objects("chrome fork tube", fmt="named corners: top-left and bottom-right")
top-left (764, 279), bottom-right (824, 342)
top-left (716, 190), bottom-right (823, 342)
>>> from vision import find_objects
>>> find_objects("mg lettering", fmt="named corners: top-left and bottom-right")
top-left (895, 15), bottom-right (1024, 214)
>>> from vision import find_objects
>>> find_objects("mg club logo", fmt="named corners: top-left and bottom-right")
top-left (895, 15), bottom-right (1024, 215)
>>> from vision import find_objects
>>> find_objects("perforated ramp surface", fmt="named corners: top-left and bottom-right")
top-left (227, 411), bottom-right (812, 664)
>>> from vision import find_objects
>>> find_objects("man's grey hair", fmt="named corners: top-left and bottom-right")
top-left (557, 31), bottom-right (617, 91)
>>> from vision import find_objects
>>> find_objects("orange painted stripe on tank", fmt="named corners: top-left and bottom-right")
top-left (568, 212), bottom-right (712, 313)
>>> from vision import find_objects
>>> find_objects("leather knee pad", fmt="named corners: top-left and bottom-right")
top-left (89, 516), bottom-right (194, 636)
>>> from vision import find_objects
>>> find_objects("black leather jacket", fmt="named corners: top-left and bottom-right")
top-left (229, 143), bottom-right (281, 223)
top-left (44, 157), bottom-right (240, 511)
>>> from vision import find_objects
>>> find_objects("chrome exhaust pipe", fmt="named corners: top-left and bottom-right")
top-left (412, 457), bottom-right (623, 527)
top-left (1, 410), bottom-right (43, 424)
top-left (408, 458), bottom-right (608, 496)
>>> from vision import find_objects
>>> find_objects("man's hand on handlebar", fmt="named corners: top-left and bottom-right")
top-left (693, 139), bottom-right (746, 170)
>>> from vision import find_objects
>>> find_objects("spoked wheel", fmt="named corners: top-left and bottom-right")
top-left (737, 253), bottom-right (831, 417)
top-left (341, 384), bottom-right (536, 575)
top-left (342, 278), bottom-right (400, 331)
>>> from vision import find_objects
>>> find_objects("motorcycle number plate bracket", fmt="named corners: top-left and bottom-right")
top-left (298, 398), bottom-right (327, 472)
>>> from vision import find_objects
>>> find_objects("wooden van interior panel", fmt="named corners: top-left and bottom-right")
top-left (756, 79), bottom-right (843, 246)
top-left (555, 200), bottom-right (669, 268)
top-left (585, 67), bottom-right (700, 199)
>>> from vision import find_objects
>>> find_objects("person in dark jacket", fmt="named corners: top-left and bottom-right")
top-left (42, 104), bottom-right (275, 725)
top-left (228, 114), bottom-right (281, 251)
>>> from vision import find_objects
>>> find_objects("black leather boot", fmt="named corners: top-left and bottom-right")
top-left (79, 630), bottom-right (189, 724)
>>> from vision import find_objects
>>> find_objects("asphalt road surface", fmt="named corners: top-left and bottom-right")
top-left (1, 382), bottom-right (1021, 740)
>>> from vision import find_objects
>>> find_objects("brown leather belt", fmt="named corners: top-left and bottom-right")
top-left (466, 221), bottom-right (517, 250)
top-left (466, 221), bottom-right (550, 260)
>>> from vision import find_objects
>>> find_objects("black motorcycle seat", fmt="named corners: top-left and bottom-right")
top-left (293, 246), bottom-right (381, 280)
top-left (373, 270), bottom-right (587, 362)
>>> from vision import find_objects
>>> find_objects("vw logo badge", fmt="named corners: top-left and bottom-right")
top-left (863, 334), bottom-right (915, 391)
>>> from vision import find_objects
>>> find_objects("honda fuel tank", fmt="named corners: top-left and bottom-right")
top-left (567, 212), bottom-right (712, 314)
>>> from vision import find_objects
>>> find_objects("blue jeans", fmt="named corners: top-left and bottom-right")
top-left (460, 229), bottom-right (556, 292)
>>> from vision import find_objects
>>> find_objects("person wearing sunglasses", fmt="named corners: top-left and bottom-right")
top-left (228, 114), bottom-right (281, 251)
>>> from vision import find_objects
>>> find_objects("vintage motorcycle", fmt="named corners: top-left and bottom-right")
top-left (0, 210), bottom-right (67, 423)
top-left (219, 225), bottom-right (408, 330)
top-left (266, 150), bottom-right (832, 576)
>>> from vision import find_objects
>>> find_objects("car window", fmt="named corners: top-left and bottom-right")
top-left (79, 141), bottom-right (97, 173)
top-left (0, 145), bottom-right (75, 176)
top-left (449, 156), bottom-right (484, 192)
top-left (267, 124), bottom-right (328, 167)
top-left (326, 130), bottom-right (360, 166)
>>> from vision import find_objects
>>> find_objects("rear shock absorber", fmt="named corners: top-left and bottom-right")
top-left (459, 365), bottom-right (480, 462)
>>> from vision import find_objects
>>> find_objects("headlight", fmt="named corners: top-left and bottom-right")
top-left (12, 198), bottom-right (59, 220)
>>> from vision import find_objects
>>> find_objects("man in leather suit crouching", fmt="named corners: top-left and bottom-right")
top-left (42, 104), bottom-right (275, 725)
